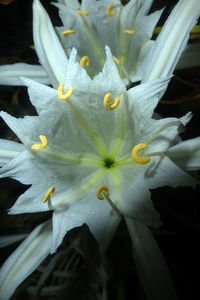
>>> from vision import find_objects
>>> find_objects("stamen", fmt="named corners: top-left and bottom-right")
top-left (31, 135), bottom-right (48, 150)
top-left (106, 3), bottom-right (116, 17)
top-left (132, 143), bottom-right (151, 164)
top-left (96, 185), bottom-right (109, 200)
top-left (62, 29), bottom-right (75, 36)
top-left (97, 185), bottom-right (121, 216)
top-left (80, 56), bottom-right (90, 68)
top-left (76, 9), bottom-right (89, 16)
top-left (113, 56), bottom-right (120, 65)
top-left (124, 29), bottom-right (136, 34)
top-left (42, 187), bottom-right (55, 203)
top-left (57, 83), bottom-right (73, 100)
top-left (104, 93), bottom-right (120, 110)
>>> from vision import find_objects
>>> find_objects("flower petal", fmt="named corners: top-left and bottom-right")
top-left (0, 139), bottom-right (24, 166)
top-left (0, 234), bottom-right (27, 248)
top-left (126, 219), bottom-right (178, 300)
top-left (142, 0), bottom-right (200, 82)
top-left (166, 137), bottom-right (200, 171)
top-left (0, 221), bottom-right (51, 300)
top-left (33, 0), bottom-right (68, 87)
top-left (51, 193), bottom-right (120, 253)
top-left (0, 63), bottom-right (49, 86)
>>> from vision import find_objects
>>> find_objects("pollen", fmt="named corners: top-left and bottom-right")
top-left (80, 56), bottom-right (90, 68)
top-left (31, 135), bottom-right (48, 150)
top-left (106, 3), bottom-right (116, 17)
top-left (124, 29), bottom-right (136, 34)
top-left (104, 93), bottom-right (120, 110)
top-left (132, 143), bottom-right (151, 164)
top-left (62, 29), bottom-right (76, 36)
top-left (96, 185), bottom-right (109, 200)
top-left (76, 9), bottom-right (89, 16)
top-left (42, 187), bottom-right (55, 203)
top-left (58, 83), bottom-right (73, 100)
top-left (113, 56), bottom-right (120, 65)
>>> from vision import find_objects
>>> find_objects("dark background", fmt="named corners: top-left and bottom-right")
top-left (0, 1), bottom-right (200, 299)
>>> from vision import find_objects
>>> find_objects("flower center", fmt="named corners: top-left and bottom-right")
top-left (104, 157), bottom-right (115, 169)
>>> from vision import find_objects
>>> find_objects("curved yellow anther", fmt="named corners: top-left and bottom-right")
top-left (113, 56), bottom-right (120, 65)
top-left (96, 185), bottom-right (109, 200)
top-left (124, 29), bottom-right (136, 34)
top-left (106, 3), bottom-right (116, 17)
top-left (62, 29), bottom-right (76, 36)
top-left (104, 93), bottom-right (120, 110)
top-left (57, 83), bottom-right (73, 100)
top-left (132, 143), bottom-right (151, 164)
top-left (80, 56), bottom-right (90, 68)
top-left (76, 9), bottom-right (89, 16)
top-left (43, 187), bottom-right (55, 203)
top-left (31, 135), bottom-right (48, 150)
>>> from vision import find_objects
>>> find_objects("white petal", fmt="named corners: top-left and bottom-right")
top-left (0, 221), bottom-right (51, 300)
top-left (126, 219), bottom-right (178, 300)
top-left (142, 0), bottom-right (200, 82)
top-left (51, 195), bottom-right (120, 253)
top-left (0, 111), bottom-right (40, 146)
top-left (21, 77), bottom-right (57, 115)
top-left (0, 63), bottom-right (49, 86)
top-left (93, 46), bottom-right (126, 96)
top-left (128, 77), bottom-right (170, 120)
top-left (166, 137), bottom-right (200, 171)
top-left (33, 0), bottom-right (68, 87)
top-left (145, 156), bottom-right (197, 189)
top-left (137, 0), bottom-right (154, 16)
top-left (115, 169), bottom-right (162, 228)
top-left (0, 234), bottom-right (27, 248)
top-left (136, 9), bottom-right (164, 38)
top-left (0, 139), bottom-right (24, 166)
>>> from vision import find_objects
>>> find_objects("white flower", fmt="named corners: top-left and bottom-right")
top-left (0, 0), bottom-right (199, 86)
top-left (54, 0), bottom-right (163, 83)
top-left (0, 48), bottom-right (199, 299)
top-left (0, 47), bottom-right (198, 256)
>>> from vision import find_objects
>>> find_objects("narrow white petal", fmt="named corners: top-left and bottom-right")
top-left (0, 221), bottom-right (51, 300)
top-left (33, 0), bottom-right (68, 87)
top-left (0, 234), bottom-right (27, 248)
top-left (142, 0), bottom-right (200, 82)
top-left (126, 219), bottom-right (178, 300)
top-left (167, 137), bottom-right (200, 171)
top-left (0, 63), bottom-right (49, 86)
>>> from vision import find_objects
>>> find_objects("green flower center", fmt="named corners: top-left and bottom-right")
top-left (104, 157), bottom-right (115, 169)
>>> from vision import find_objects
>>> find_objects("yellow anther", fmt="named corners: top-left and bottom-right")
top-left (113, 56), bottom-right (120, 65)
top-left (132, 143), bottom-right (151, 165)
top-left (42, 187), bottom-right (55, 203)
top-left (76, 9), bottom-right (89, 16)
top-left (57, 83), bottom-right (73, 100)
top-left (62, 29), bottom-right (76, 36)
top-left (124, 29), bottom-right (136, 34)
top-left (104, 93), bottom-right (120, 110)
top-left (96, 185), bottom-right (109, 200)
top-left (80, 56), bottom-right (90, 68)
top-left (106, 3), bottom-right (116, 17)
top-left (31, 135), bottom-right (48, 150)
